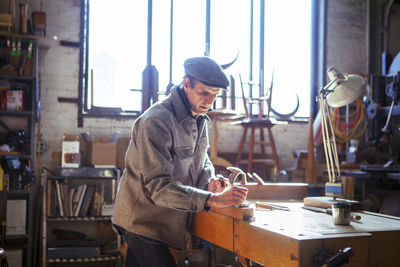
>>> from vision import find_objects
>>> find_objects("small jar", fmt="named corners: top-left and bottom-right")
top-left (331, 202), bottom-right (351, 225)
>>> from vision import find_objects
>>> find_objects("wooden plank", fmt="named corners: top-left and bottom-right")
top-left (245, 183), bottom-right (308, 200)
top-left (235, 219), bottom-right (371, 267)
top-left (193, 202), bottom-right (400, 266)
top-left (303, 196), bottom-right (362, 211)
top-left (234, 219), bottom-right (300, 267)
top-left (251, 202), bottom-right (400, 237)
top-left (210, 206), bottom-right (254, 221)
top-left (191, 212), bottom-right (233, 251)
top-left (370, 230), bottom-right (400, 267)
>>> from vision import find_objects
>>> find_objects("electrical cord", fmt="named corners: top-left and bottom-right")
top-left (330, 98), bottom-right (368, 142)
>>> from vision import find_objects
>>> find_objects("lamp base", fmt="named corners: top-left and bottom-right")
top-left (325, 182), bottom-right (343, 197)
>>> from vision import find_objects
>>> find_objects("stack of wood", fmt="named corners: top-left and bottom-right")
top-left (286, 150), bottom-right (329, 183)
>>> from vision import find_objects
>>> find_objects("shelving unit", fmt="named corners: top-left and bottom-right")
top-left (0, 32), bottom-right (39, 267)
top-left (42, 168), bottom-right (121, 267)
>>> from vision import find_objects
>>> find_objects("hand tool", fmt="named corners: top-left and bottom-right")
top-left (216, 174), bottom-right (228, 187)
top-left (255, 202), bottom-right (290, 211)
top-left (302, 205), bottom-right (361, 221)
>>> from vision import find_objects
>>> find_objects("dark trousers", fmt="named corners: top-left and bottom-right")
top-left (115, 225), bottom-right (177, 267)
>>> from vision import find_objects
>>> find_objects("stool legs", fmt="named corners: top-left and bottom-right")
top-left (267, 127), bottom-right (282, 181)
top-left (248, 127), bottom-right (255, 173)
top-left (236, 126), bottom-right (282, 181)
top-left (236, 128), bottom-right (248, 165)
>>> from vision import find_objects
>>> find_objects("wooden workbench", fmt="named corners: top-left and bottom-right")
top-left (191, 201), bottom-right (400, 267)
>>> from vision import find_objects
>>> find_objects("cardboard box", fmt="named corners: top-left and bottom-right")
top-left (6, 200), bottom-right (26, 235)
top-left (116, 137), bottom-right (130, 169)
top-left (90, 137), bottom-right (117, 166)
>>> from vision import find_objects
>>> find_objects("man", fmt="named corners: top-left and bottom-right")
top-left (113, 56), bottom-right (248, 267)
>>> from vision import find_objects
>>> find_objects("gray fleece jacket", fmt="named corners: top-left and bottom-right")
top-left (112, 86), bottom-right (214, 249)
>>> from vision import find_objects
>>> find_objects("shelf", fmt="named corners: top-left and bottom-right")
top-left (0, 32), bottom-right (41, 40)
top-left (6, 234), bottom-right (29, 240)
top-left (1, 190), bottom-right (31, 198)
top-left (0, 33), bottom-right (38, 267)
top-left (43, 168), bottom-right (121, 265)
top-left (306, 183), bottom-right (326, 188)
top-left (47, 216), bottom-right (112, 222)
top-left (0, 154), bottom-right (34, 162)
top-left (0, 74), bottom-right (36, 81)
top-left (19, 154), bottom-right (33, 160)
top-left (47, 255), bottom-right (119, 263)
top-left (47, 176), bottom-right (118, 180)
top-left (0, 110), bottom-right (34, 116)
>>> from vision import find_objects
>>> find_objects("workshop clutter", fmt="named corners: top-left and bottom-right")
top-left (61, 132), bottom-right (128, 168)
top-left (1, 89), bottom-right (24, 110)
top-left (0, 155), bottom-right (34, 191)
top-left (0, 128), bottom-right (27, 154)
top-left (0, 36), bottom-right (34, 76)
top-left (0, 81), bottom-right (28, 111)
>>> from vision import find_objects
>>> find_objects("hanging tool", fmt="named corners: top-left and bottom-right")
top-left (226, 166), bottom-right (247, 185)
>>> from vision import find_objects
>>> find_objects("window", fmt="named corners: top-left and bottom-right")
top-left (79, 0), bottom-right (318, 122)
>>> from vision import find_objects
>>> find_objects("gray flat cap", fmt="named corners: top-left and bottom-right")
top-left (184, 57), bottom-right (229, 89)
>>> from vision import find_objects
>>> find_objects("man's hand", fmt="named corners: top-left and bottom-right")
top-left (206, 186), bottom-right (248, 208)
top-left (207, 176), bottom-right (230, 193)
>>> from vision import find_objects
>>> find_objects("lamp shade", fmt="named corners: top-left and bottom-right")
top-left (326, 73), bottom-right (366, 108)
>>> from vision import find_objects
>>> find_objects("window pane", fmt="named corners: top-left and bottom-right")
top-left (210, 0), bottom-right (311, 118)
top-left (85, 0), bottom-right (312, 118)
top-left (265, 0), bottom-right (311, 118)
top-left (88, 0), bottom-right (147, 111)
top-left (210, 0), bottom-right (250, 114)
top-left (153, 0), bottom-right (171, 94)
top-left (171, 0), bottom-right (206, 86)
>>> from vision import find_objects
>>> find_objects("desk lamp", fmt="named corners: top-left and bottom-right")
top-left (318, 67), bottom-right (366, 198)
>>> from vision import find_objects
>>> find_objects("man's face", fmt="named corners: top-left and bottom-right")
top-left (183, 77), bottom-right (221, 116)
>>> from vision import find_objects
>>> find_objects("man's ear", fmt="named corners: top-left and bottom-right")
top-left (182, 77), bottom-right (191, 90)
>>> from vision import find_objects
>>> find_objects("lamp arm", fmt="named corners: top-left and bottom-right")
top-left (325, 100), bottom-right (342, 181)
top-left (319, 92), bottom-right (342, 183)
top-left (319, 78), bottom-right (339, 98)
top-left (320, 95), bottom-right (337, 182)
top-left (319, 95), bottom-right (333, 182)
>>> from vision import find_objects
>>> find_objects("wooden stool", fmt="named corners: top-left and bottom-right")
top-left (234, 118), bottom-right (282, 181)
top-left (208, 109), bottom-right (239, 168)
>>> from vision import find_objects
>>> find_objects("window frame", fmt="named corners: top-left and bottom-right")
top-left (78, 0), bottom-right (326, 127)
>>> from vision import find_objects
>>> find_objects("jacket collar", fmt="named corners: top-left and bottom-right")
top-left (167, 86), bottom-right (210, 124)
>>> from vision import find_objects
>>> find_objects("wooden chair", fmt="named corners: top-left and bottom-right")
top-left (0, 0), bottom-right (14, 32)
top-left (234, 74), bottom-right (283, 181)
